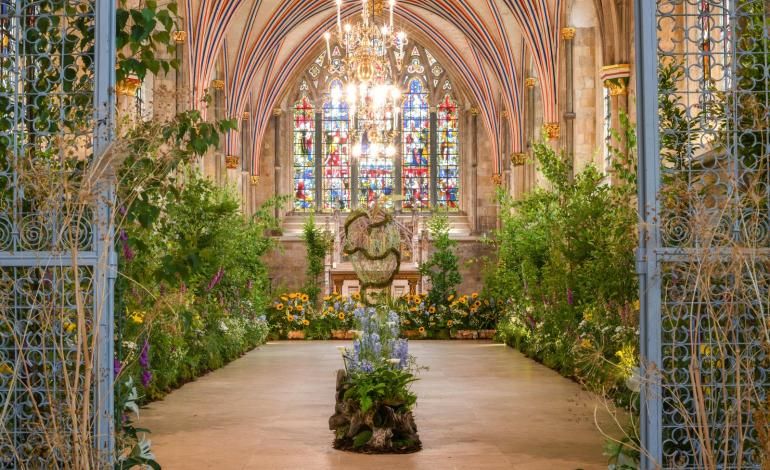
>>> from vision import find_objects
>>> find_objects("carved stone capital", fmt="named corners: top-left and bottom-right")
top-left (511, 153), bottom-right (528, 166)
top-left (225, 155), bottom-right (239, 169)
top-left (491, 173), bottom-right (503, 186)
top-left (250, 175), bottom-right (260, 186)
top-left (173, 30), bottom-right (187, 44)
top-left (543, 122), bottom-right (560, 140)
top-left (525, 77), bottom-right (537, 88)
top-left (211, 79), bottom-right (225, 90)
top-left (116, 77), bottom-right (141, 96)
top-left (561, 27), bottom-right (576, 41)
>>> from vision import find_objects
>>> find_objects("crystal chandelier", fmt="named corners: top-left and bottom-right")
top-left (323, 0), bottom-right (408, 159)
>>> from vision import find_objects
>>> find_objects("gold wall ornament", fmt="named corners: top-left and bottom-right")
top-left (116, 77), bottom-right (141, 96)
top-left (172, 30), bottom-right (187, 44)
top-left (543, 122), bottom-right (560, 139)
top-left (525, 77), bottom-right (537, 88)
top-left (561, 27), bottom-right (576, 41)
top-left (242, 112), bottom-right (250, 120)
top-left (211, 79), bottom-right (225, 90)
top-left (492, 173), bottom-right (503, 186)
top-left (250, 175), bottom-right (260, 186)
top-left (600, 64), bottom-right (631, 96)
top-left (511, 153), bottom-right (528, 166)
top-left (225, 155), bottom-right (240, 169)
top-left (605, 79), bottom-right (629, 96)
top-left (469, 107), bottom-right (480, 116)
top-left (273, 109), bottom-right (282, 117)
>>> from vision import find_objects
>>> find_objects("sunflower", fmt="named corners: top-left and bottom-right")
top-left (428, 306), bottom-right (436, 314)
top-left (403, 319), bottom-right (411, 325)
top-left (474, 300), bottom-right (482, 308)
top-left (285, 313), bottom-right (293, 322)
top-left (288, 293), bottom-right (298, 299)
top-left (418, 327), bottom-right (425, 333)
top-left (300, 294), bottom-right (309, 302)
top-left (472, 292), bottom-right (479, 299)
top-left (276, 303), bottom-right (285, 311)
top-left (302, 319), bottom-right (310, 326)
top-left (447, 294), bottom-right (455, 302)
top-left (287, 306), bottom-right (294, 312)
top-left (338, 312), bottom-right (345, 320)
top-left (352, 292), bottom-right (361, 300)
top-left (323, 295), bottom-right (332, 301)
top-left (281, 295), bottom-right (289, 302)
top-left (447, 320), bottom-right (454, 327)
top-left (327, 306), bottom-right (335, 313)
top-left (296, 305), bottom-right (304, 312)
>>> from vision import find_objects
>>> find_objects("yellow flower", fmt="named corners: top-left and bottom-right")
top-left (632, 299), bottom-right (641, 311)
top-left (469, 308), bottom-right (476, 315)
top-left (301, 294), bottom-right (309, 302)
top-left (583, 308), bottom-right (593, 322)
top-left (460, 296), bottom-right (468, 304)
top-left (281, 296), bottom-right (289, 302)
top-left (276, 303), bottom-right (285, 311)
top-left (447, 294), bottom-right (455, 302)
top-left (409, 307), bottom-right (418, 312)
top-left (323, 295), bottom-right (332, 301)
top-left (418, 327), bottom-right (425, 333)
top-left (579, 338), bottom-right (593, 350)
top-left (403, 319), bottom-right (411, 325)
top-left (327, 306), bottom-right (335, 313)
top-left (302, 319), bottom-right (310, 326)
top-left (447, 320), bottom-right (454, 327)
top-left (428, 306), bottom-right (436, 314)
top-left (472, 292), bottom-right (479, 299)
top-left (64, 321), bottom-right (77, 333)
top-left (0, 363), bottom-right (12, 375)
top-left (285, 314), bottom-right (293, 322)
top-left (615, 344), bottom-right (637, 377)
top-left (288, 293), bottom-right (298, 299)
top-left (484, 299), bottom-right (490, 306)
top-left (296, 305), bottom-right (304, 312)
top-left (474, 301), bottom-right (481, 308)
top-left (338, 312), bottom-right (345, 320)
top-left (287, 306), bottom-right (294, 312)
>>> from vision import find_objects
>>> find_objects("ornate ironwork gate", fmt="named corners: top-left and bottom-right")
top-left (636, 1), bottom-right (769, 468)
top-left (0, 0), bottom-right (115, 467)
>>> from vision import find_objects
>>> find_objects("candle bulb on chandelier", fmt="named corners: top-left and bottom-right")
top-left (389, 0), bottom-right (395, 31)
top-left (324, 32), bottom-right (332, 62)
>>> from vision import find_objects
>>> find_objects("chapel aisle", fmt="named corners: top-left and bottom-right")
top-left (141, 341), bottom-right (616, 470)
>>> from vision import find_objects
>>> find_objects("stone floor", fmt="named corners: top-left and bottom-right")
top-left (141, 341), bottom-right (620, 470)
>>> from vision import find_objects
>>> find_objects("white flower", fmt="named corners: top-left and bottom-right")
top-left (122, 341), bottom-right (137, 352)
top-left (388, 358), bottom-right (401, 365)
top-left (218, 320), bottom-right (229, 332)
top-left (625, 367), bottom-right (641, 393)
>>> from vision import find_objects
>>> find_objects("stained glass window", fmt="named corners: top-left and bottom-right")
top-left (293, 96), bottom-right (315, 211)
top-left (402, 79), bottom-right (430, 210)
top-left (358, 133), bottom-right (396, 208)
top-left (437, 94), bottom-right (459, 210)
top-left (322, 81), bottom-right (351, 210)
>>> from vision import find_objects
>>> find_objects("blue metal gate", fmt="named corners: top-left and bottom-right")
top-left (0, 0), bottom-right (115, 467)
top-left (636, 1), bottom-right (769, 468)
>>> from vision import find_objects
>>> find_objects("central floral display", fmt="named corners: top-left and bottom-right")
top-left (343, 206), bottom-right (401, 298)
top-left (329, 307), bottom-right (422, 453)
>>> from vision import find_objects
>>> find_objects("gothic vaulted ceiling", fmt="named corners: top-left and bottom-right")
top-left (182, 0), bottom-right (566, 174)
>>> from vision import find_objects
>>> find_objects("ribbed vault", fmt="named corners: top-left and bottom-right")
top-left (182, 0), bottom-right (565, 176)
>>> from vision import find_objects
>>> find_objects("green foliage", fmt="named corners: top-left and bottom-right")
top-left (116, 0), bottom-right (180, 82)
top-left (490, 120), bottom-right (639, 397)
top-left (419, 214), bottom-right (462, 308)
top-left (302, 216), bottom-right (331, 305)
top-left (344, 363), bottom-right (418, 414)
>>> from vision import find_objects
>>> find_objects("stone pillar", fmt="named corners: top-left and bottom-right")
top-left (525, 78), bottom-right (537, 194)
top-left (173, 30), bottom-right (187, 114)
top-left (273, 110), bottom-right (282, 220)
top-left (470, 107), bottom-right (479, 234)
top-left (562, 26), bottom-right (576, 181)
top-left (600, 64), bottom-right (631, 180)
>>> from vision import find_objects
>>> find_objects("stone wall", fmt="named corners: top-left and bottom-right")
top-left (263, 237), bottom-right (495, 295)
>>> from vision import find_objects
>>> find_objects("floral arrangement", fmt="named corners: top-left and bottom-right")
top-left (330, 306), bottom-right (422, 453)
top-left (266, 292), bottom-right (313, 337)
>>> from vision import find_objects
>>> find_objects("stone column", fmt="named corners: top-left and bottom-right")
top-left (470, 107), bottom-right (479, 234)
top-left (600, 64), bottom-right (631, 162)
top-left (525, 78), bottom-right (537, 194)
top-left (562, 27), bottom-right (576, 181)
top-left (172, 30), bottom-right (187, 114)
top-left (273, 109), bottom-right (282, 220)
